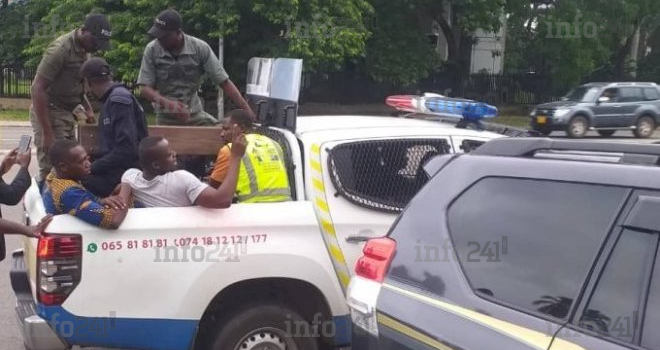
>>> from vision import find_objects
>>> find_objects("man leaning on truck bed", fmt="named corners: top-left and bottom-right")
top-left (30, 13), bottom-right (113, 193)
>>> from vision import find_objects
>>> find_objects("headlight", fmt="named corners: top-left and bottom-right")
top-left (554, 108), bottom-right (571, 118)
top-left (530, 108), bottom-right (537, 117)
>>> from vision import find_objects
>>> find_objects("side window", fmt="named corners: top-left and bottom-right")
top-left (328, 138), bottom-right (451, 212)
top-left (601, 88), bottom-right (620, 101)
top-left (447, 178), bottom-right (628, 320)
top-left (577, 229), bottom-right (655, 344)
top-left (642, 245), bottom-right (660, 349)
top-left (460, 139), bottom-right (486, 153)
top-left (619, 87), bottom-right (644, 102)
top-left (643, 87), bottom-right (660, 101)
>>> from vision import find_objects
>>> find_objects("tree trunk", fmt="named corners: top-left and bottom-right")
top-left (437, 16), bottom-right (458, 62)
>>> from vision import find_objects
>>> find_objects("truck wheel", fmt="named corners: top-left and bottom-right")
top-left (210, 303), bottom-right (320, 350)
top-left (566, 116), bottom-right (589, 138)
top-left (633, 115), bottom-right (656, 138)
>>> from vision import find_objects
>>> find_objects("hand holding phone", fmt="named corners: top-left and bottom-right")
top-left (16, 135), bottom-right (32, 168)
top-left (18, 135), bottom-right (31, 153)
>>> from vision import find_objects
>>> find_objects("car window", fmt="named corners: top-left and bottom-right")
top-left (642, 243), bottom-right (660, 349)
top-left (600, 88), bottom-right (620, 101)
top-left (643, 87), bottom-right (660, 101)
top-left (328, 138), bottom-right (452, 212)
top-left (460, 139), bottom-right (486, 153)
top-left (619, 87), bottom-right (644, 103)
top-left (446, 178), bottom-right (628, 320)
top-left (578, 229), bottom-right (655, 344)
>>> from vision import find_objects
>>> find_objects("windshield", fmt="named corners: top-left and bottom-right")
top-left (563, 87), bottom-right (600, 102)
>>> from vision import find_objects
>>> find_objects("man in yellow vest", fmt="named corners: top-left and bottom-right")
top-left (207, 109), bottom-right (291, 203)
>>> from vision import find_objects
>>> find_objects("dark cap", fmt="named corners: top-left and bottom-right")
top-left (80, 57), bottom-right (112, 80)
top-left (83, 13), bottom-right (112, 51)
top-left (148, 9), bottom-right (182, 38)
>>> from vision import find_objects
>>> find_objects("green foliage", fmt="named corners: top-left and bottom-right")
top-left (20, 0), bottom-right (373, 83)
top-left (505, 0), bottom-right (660, 90)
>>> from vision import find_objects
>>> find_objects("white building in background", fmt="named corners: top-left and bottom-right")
top-left (428, 4), bottom-right (507, 74)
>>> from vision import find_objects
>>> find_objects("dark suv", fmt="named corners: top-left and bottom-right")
top-left (530, 82), bottom-right (660, 138)
top-left (347, 138), bottom-right (660, 350)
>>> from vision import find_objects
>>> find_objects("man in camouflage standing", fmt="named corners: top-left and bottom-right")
top-left (30, 13), bottom-right (112, 191)
top-left (137, 9), bottom-right (255, 177)
top-left (137, 9), bottom-right (254, 126)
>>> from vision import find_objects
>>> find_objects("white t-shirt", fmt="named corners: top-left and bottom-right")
top-left (121, 168), bottom-right (208, 207)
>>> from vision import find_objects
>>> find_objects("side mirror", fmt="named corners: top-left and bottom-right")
top-left (598, 96), bottom-right (610, 104)
top-left (0, 234), bottom-right (6, 262)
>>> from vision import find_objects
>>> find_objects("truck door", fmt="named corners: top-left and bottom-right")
top-left (550, 192), bottom-right (660, 350)
top-left (309, 137), bottom-right (452, 291)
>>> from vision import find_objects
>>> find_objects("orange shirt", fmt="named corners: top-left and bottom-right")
top-left (209, 145), bottom-right (231, 183)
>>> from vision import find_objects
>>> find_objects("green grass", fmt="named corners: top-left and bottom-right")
top-left (0, 109), bottom-right (29, 121)
top-left (0, 107), bottom-right (532, 129)
top-left (1, 79), bottom-right (31, 96)
top-left (490, 115), bottom-right (530, 128)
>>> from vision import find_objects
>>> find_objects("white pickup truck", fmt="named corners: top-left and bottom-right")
top-left (10, 113), bottom-right (504, 350)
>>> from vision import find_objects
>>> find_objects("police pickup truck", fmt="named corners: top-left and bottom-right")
top-left (8, 58), bottom-right (504, 350)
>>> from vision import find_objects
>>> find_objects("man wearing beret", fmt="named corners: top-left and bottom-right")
top-left (137, 9), bottom-right (255, 177)
top-left (30, 13), bottom-right (113, 192)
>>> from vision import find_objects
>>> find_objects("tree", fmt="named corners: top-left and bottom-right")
top-left (363, 0), bottom-right (510, 85)
top-left (21, 0), bottom-right (374, 83)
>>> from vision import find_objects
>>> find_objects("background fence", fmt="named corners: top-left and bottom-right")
top-left (0, 64), bottom-right (561, 107)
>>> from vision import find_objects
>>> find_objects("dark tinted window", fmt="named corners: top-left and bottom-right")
top-left (643, 87), bottom-right (660, 101)
top-left (328, 139), bottom-right (451, 212)
top-left (578, 229), bottom-right (654, 343)
top-left (447, 178), bottom-right (627, 320)
top-left (619, 87), bottom-right (644, 102)
top-left (642, 245), bottom-right (660, 349)
top-left (460, 139), bottom-right (486, 153)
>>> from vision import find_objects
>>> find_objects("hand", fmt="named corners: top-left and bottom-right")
top-left (100, 195), bottom-right (127, 210)
top-left (165, 99), bottom-right (191, 123)
top-left (85, 111), bottom-right (96, 124)
top-left (42, 132), bottom-right (54, 151)
top-left (246, 107), bottom-right (257, 121)
top-left (16, 148), bottom-right (31, 168)
top-left (26, 214), bottom-right (53, 238)
top-left (0, 148), bottom-right (18, 174)
top-left (230, 127), bottom-right (247, 158)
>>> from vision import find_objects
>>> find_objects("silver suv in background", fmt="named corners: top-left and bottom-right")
top-left (530, 82), bottom-right (660, 138)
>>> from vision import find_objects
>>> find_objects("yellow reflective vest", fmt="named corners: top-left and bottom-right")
top-left (234, 133), bottom-right (292, 203)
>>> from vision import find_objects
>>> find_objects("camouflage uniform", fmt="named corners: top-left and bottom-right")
top-left (136, 33), bottom-right (229, 126)
top-left (30, 29), bottom-right (87, 183)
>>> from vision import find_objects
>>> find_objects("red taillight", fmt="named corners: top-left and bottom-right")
top-left (385, 95), bottom-right (414, 111)
top-left (355, 237), bottom-right (396, 282)
top-left (37, 234), bottom-right (82, 306)
top-left (38, 235), bottom-right (82, 258)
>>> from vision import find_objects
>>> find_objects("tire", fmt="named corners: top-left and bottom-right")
top-left (210, 302), bottom-right (321, 350)
top-left (633, 115), bottom-right (656, 138)
top-left (597, 130), bottom-right (615, 137)
top-left (566, 116), bottom-right (589, 138)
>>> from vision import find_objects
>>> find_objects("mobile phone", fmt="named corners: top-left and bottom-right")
top-left (18, 134), bottom-right (32, 153)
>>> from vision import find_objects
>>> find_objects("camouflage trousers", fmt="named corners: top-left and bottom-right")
top-left (29, 104), bottom-right (77, 183)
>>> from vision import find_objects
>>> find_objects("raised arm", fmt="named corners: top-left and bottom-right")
top-left (0, 149), bottom-right (32, 205)
top-left (194, 131), bottom-right (247, 208)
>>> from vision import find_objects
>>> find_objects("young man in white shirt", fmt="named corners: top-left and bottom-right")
top-left (121, 128), bottom-right (246, 208)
